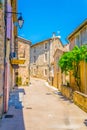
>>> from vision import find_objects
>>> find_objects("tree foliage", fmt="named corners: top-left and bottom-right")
top-left (58, 45), bottom-right (87, 89)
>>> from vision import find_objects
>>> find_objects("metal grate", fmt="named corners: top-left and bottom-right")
top-left (5, 115), bottom-right (14, 118)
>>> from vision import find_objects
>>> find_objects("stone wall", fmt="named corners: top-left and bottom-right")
top-left (0, 5), bottom-right (4, 117)
top-left (30, 40), bottom-right (50, 80)
top-left (18, 37), bottom-right (31, 86)
top-left (69, 61), bottom-right (87, 94)
top-left (80, 61), bottom-right (87, 94)
top-left (53, 49), bottom-right (63, 89)
top-left (73, 91), bottom-right (87, 113)
top-left (60, 85), bottom-right (73, 100)
top-left (30, 37), bottom-right (64, 82)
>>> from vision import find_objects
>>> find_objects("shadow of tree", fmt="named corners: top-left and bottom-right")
top-left (84, 119), bottom-right (87, 127)
top-left (53, 90), bottom-right (73, 103)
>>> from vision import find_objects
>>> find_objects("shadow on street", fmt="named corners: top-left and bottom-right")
top-left (0, 88), bottom-right (25, 130)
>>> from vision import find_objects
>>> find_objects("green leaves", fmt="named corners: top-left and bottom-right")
top-left (80, 44), bottom-right (87, 61)
top-left (58, 45), bottom-right (87, 88)
top-left (59, 45), bottom-right (87, 73)
top-left (58, 51), bottom-right (73, 73)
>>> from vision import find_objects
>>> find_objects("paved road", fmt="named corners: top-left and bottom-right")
top-left (23, 78), bottom-right (87, 130)
top-left (0, 78), bottom-right (87, 130)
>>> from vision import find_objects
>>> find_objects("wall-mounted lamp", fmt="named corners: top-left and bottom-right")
top-left (5, 12), bottom-right (24, 29)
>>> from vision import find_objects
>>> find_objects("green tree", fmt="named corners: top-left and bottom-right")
top-left (58, 45), bottom-right (87, 91)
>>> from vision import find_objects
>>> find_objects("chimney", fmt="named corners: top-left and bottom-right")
top-left (57, 31), bottom-right (61, 39)
top-left (52, 32), bottom-right (56, 38)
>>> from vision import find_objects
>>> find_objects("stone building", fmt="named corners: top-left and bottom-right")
top-left (17, 37), bottom-right (31, 86)
top-left (53, 43), bottom-right (69, 89)
top-left (0, 0), bottom-right (28, 116)
top-left (53, 49), bottom-right (63, 89)
top-left (68, 19), bottom-right (87, 50)
top-left (68, 19), bottom-right (87, 94)
top-left (0, 0), bottom-right (21, 116)
top-left (30, 34), bottom-right (64, 84)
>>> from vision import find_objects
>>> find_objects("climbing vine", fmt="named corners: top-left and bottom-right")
top-left (58, 45), bottom-right (87, 90)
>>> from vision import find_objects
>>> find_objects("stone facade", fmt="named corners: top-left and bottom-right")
top-left (17, 37), bottom-right (31, 86)
top-left (68, 20), bottom-right (87, 94)
top-left (68, 19), bottom-right (87, 50)
top-left (73, 91), bottom-right (87, 113)
top-left (3, 0), bottom-right (18, 113)
top-left (30, 35), bottom-right (64, 83)
top-left (30, 39), bottom-right (50, 80)
top-left (53, 49), bottom-right (63, 89)
top-left (0, 2), bottom-right (4, 117)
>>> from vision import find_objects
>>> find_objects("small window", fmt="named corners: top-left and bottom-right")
top-left (82, 28), bottom-right (87, 44)
top-left (44, 53), bottom-right (47, 61)
top-left (45, 43), bottom-right (47, 49)
top-left (19, 49), bottom-right (25, 58)
top-left (34, 56), bottom-right (36, 63)
top-left (75, 35), bottom-right (80, 47)
top-left (44, 69), bottom-right (47, 76)
top-left (34, 47), bottom-right (36, 53)
top-left (15, 72), bottom-right (18, 75)
top-left (33, 68), bottom-right (36, 75)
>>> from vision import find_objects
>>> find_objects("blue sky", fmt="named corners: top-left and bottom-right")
top-left (18, 0), bottom-right (87, 45)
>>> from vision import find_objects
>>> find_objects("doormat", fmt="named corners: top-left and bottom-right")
top-left (5, 115), bottom-right (14, 118)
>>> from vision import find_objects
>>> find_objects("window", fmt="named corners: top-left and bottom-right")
top-left (44, 53), bottom-right (47, 61)
top-left (15, 72), bottom-right (18, 75)
top-left (50, 66), bottom-right (54, 77)
top-left (81, 28), bottom-right (87, 44)
top-left (44, 43), bottom-right (47, 49)
top-left (75, 35), bottom-right (80, 47)
top-left (34, 56), bottom-right (36, 63)
top-left (19, 50), bottom-right (25, 58)
top-left (44, 69), bottom-right (47, 76)
top-left (34, 47), bottom-right (36, 53)
top-left (56, 57), bottom-right (59, 71)
top-left (33, 68), bottom-right (36, 75)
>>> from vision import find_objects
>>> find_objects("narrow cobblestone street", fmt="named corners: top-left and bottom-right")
top-left (0, 78), bottom-right (87, 130)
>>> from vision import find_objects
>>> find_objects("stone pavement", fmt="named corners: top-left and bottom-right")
top-left (0, 87), bottom-right (25, 130)
top-left (0, 78), bottom-right (87, 130)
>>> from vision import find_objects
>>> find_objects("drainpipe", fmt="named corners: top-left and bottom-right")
top-left (48, 40), bottom-right (51, 83)
top-left (3, 0), bottom-right (7, 113)
top-left (4, 0), bottom-right (7, 57)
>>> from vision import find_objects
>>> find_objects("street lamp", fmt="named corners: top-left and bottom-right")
top-left (18, 15), bottom-right (24, 28)
top-left (5, 12), bottom-right (24, 28)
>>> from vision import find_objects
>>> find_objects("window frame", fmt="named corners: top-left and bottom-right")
top-left (34, 47), bottom-right (36, 53)
top-left (44, 69), bottom-right (47, 76)
top-left (34, 56), bottom-right (36, 63)
top-left (44, 53), bottom-right (47, 62)
top-left (44, 43), bottom-right (48, 50)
